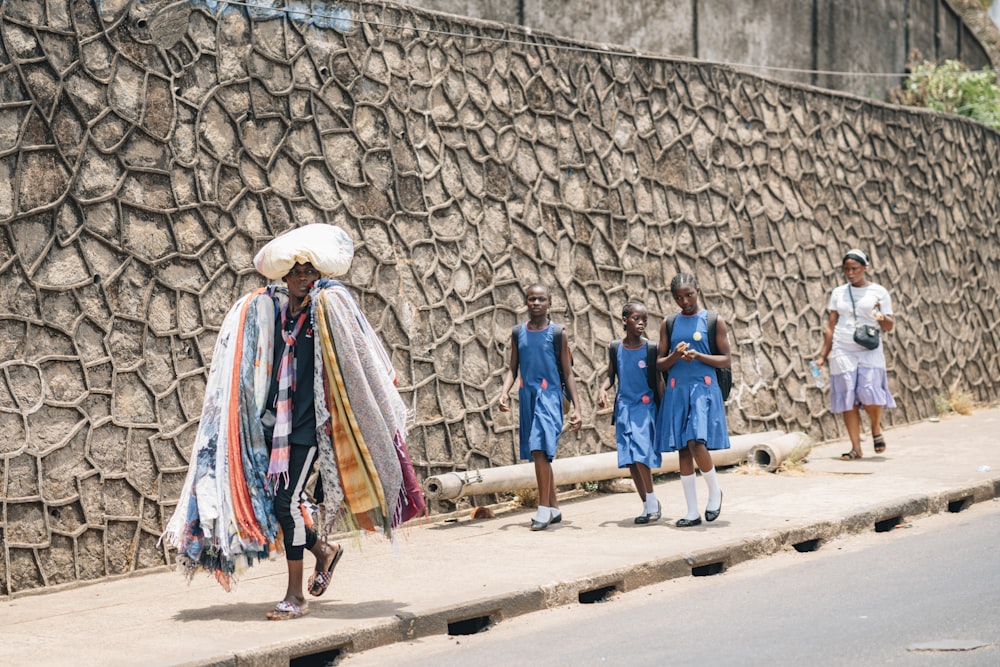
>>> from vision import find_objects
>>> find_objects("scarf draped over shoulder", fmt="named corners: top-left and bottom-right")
top-left (161, 280), bottom-right (424, 590)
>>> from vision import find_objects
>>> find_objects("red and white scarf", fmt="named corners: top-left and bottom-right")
top-left (267, 301), bottom-right (309, 487)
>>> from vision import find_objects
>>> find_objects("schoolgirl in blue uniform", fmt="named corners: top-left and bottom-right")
top-left (498, 283), bottom-right (582, 530)
top-left (657, 274), bottom-right (730, 527)
top-left (597, 302), bottom-right (663, 524)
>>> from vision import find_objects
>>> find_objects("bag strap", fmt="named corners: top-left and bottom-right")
top-left (706, 311), bottom-right (718, 355)
top-left (661, 313), bottom-right (677, 386)
top-left (847, 285), bottom-right (858, 319)
top-left (551, 323), bottom-right (565, 388)
top-left (645, 340), bottom-right (658, 390)
top-left (609, 339), bottom-right (621, 386)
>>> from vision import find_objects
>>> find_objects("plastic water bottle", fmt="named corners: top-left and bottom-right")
top-left (808, 360), bottom-right (826, 388)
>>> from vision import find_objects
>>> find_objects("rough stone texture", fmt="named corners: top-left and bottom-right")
top-left (1, 0), bottom-right (999, 595)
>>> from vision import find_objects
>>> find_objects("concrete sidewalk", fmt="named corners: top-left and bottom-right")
top-left (2, 409), bottom-right (999, 667)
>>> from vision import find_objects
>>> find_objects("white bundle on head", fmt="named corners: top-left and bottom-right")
top-left (253, 224), bottom-right (354, 280)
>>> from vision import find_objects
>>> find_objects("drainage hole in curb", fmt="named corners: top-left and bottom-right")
top-left (792, 538), bottom-right (821, 553)
top-left (692, 561), bottom-right (725, 577)
top-left (448, 614), bottom-right (493, 636)
top-left (290, 648), bottom-right (344, 667)
top-left (947, 497), bottom-right (972, 513)
top-left (579, 584), bottom-right (618, 604)
top-left (874, 516), bottom-right (903, 532)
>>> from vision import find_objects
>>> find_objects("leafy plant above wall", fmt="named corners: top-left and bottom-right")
top-left (890, 49), bottom-right (1000, 130)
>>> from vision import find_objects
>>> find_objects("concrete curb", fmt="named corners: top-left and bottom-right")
top-left (181, 475), bottom-right (1000, 667)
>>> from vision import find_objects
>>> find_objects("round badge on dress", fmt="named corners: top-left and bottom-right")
top-left (693, 331), bottom-right (702, 341)
top-left (638, 360), bottom-right (647, 369)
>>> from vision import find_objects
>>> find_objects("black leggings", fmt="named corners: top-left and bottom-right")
top-left (273, 445), bottom-right (318, 561)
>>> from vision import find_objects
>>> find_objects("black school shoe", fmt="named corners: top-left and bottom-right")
top-left (705, 492), bottom-right (723, 522)
top-left (675, 517), bottom-right (702, 527)
top-left (634, 501), bottom-right (661, 524)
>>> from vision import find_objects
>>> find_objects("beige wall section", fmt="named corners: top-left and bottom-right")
top-left (814, 0), bottom-right (908, 98)
top-left (1, 0), bottom-right (999, 595)
top-left (403, 0), bottom-right (519, 24)
top-left (696, 0), bottom-right (814, 87)
top-left (521, 0), bottom-right (695, 57)
top-left (405, 0), bottom-right (992, 99)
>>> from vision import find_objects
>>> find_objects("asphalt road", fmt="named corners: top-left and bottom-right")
top-left (338, 499), bottom-right (1000, 667)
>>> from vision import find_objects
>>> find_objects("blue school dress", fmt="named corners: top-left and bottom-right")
top-left (658, 310), bottom-right (731, 452)
top-left (517, 323), bottom-right (564, 461)
top-left (613, 341), bottom-right (661, 469)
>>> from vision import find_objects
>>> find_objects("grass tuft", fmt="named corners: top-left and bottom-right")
top-left (935, 381), bottom-right (976, 416)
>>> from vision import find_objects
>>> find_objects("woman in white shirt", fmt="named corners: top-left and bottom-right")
top-left (816, 248), bottom-right (896, 460)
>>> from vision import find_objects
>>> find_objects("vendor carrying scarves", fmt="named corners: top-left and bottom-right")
top-left (162, 224), bottom-right (425, 620)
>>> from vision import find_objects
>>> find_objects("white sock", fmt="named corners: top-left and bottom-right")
top-left (703, 468), bottom-right (722, 511)
top-left (550, 506), bottom-right (561, 519)
top-left (680, 474), bottom-right (699, 521)
top-left (534, 506), bottom-right (550, 523)
top-left (644, 491), bottom-right (659, 514)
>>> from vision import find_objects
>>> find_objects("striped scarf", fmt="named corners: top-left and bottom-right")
top-left (267, 302), bottom-right (308, 487)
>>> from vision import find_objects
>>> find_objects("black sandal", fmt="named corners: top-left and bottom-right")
top-left (840, 450), bottom-right (862, 461)
top-left (873, 434), bottom-right (886, 454)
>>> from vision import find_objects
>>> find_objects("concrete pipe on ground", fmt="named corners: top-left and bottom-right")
top-left (746, 432), bottom-right (812, 472)
top-left (423, 430), bottom-right (787, 501)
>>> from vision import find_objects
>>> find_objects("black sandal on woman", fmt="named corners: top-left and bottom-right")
top-left (840, 450), bottom-right (862, 461)
top-left (873, 434), bottom-right (886, 454)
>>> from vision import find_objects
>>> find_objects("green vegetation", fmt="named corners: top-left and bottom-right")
top-left (891, 52), bottom-right (1000, 131)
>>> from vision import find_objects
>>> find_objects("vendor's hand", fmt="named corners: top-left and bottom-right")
top-left (498, 393), bottom-right (510, 412)
top-left (815, 357), bottom-right (826, 368)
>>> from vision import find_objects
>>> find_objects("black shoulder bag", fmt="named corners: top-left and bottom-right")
top-left (848, 286), bottom-right (881, 350)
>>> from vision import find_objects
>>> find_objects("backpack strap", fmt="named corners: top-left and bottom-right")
top-left (645, 340), bottom-right (658, 392)
top-left (511, 323), bottom-right (523, 354)
top-left (661, 313), bottom-right (678, 387)
top-left (550, 322), bottom-right (563, 376)
top-left (706, 311), bottom-right (718, 355)
top-left (609, 339), bottom-right (621, 386)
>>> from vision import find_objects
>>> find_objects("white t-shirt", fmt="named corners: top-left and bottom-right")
top-left (827, 282), bottom-right (893, 369)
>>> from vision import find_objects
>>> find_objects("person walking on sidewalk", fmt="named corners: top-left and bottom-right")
top-left (162, 225), bottom-right (425, 620)
top-left (597, 301), bottom-right (663, 524)
top-left (498, 283), bottom-right (582, 530)
top-left (815, 248), bottom-right (896, 461)
top-left (657, 273), bottom-right (730, 527)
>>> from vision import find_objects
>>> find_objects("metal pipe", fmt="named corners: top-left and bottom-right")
top-left (423, 430), bottom-right (787, 501)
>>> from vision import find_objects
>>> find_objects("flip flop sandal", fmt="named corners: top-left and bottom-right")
top-left (840, 450), bottom-right (862, 461)
top-left (266, 600), bottom-right (308, 620)
top-left (873, 434), bottom-right (886, 454)
top-left (307, 542), bottom-right (344, 597)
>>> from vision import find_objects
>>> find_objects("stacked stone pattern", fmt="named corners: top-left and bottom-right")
top-left (0, 0), bottom-right (997, 594)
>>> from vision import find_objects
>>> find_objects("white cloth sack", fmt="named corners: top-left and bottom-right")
top-left (253, 224), bottom-right (354, 280)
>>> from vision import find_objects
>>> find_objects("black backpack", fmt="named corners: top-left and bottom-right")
top-left (663, 311), bottom-right (733, 401)
top-left (512, 323), bottom-right (573, 406)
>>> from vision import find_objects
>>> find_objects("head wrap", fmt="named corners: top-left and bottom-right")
top-left (253, 224), bottom-right (354, 280)
top-left (843, 248), bottom-right (868, 266)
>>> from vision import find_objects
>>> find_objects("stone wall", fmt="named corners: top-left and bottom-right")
top-left (408, 0), bottom-right (993, 99)
top-left (1, 0), bottom-right (999, 595)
